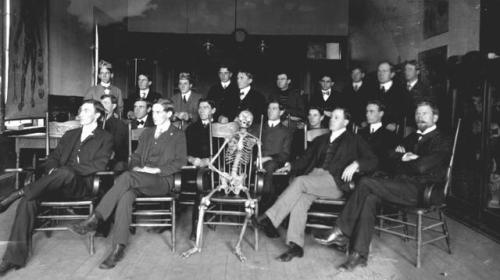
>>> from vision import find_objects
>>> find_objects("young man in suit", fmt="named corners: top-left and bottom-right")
top-left (358, 100), bottom-right (399, 173)
top-left (207, 65), bottom-right (239, 123)
top-left (253, 107), bottom-right (378, 262)
top-left (259, 100), bottom-right (293, 211)
top-left (126, 73), bottom-right (162, 119)
top-left (172, 73), bottom-right (202, 129)
top-left (404, 60), bottom-right (435, 113)
top-left (315, 102), bottom-right (451, 271)
top-left (233, 70), bottom-right (266, 122)
top-left (130, 99), bottom-right (154, 129)
top-left (70, 99), bottom-right (187, 269)
top-left (84, 60), bottom-right (124, 117)
top-left (0, 100), bottom-right (113, 276)
top-left (269, 72), bottom-right (306, 123)
top-left (309, 75), bottom-right (346, 127)
top-left (343, 66), bottom-right (371, 126)
top-left (373, 61), bottom-right (411, 132)
top-left (100, 94), bottom-right (129, 173)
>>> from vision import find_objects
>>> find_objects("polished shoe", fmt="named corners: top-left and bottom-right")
top-left (0, 261), bottom-right (21, 277)
top-left (338, 252), bottom-right (367, 271)
top-left (276, 242), bottom-right (304, 262)
top-left (313, 227), bottom-right (348, 247)
top-left (0, 189), bottom-right (24, 214)
top-left (252, 215), bottom-right (280, 238)
top-left (99, 244), bottom-right (126, 269)
top-left (69, 213), bottom-right (100, 235)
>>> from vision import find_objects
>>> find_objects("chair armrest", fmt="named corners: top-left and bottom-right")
top-left (254, 170), bottom-right (265, 195)
top-left (173, 172), bottom-right (182, 193)
top-left (195, 167), bottom-right (211, 193)
top-left (421, 183), bottom-right (445, 208)
top-left (92, 171), bottom-right (116, 196)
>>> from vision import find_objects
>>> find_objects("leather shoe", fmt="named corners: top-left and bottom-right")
top-left (0, 261), bottom-right (20, 277)
top-left (276, 242), bottom-right (304, 262)
top-left (69, 213), bottom-right (99, 235)
top-left (339, 251), bottom-right (367, 271)
top-left (0, 189), bottom-right (24, 214)
top-left (252, 215), bottom-right (280, 238)
top-left (99, 244), bottom-right (126, 269)
top-left (313, 227), bottom-right (348, 247)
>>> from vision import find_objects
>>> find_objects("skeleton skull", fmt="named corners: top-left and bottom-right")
top-left (237, 110), bottom-right (254, 129)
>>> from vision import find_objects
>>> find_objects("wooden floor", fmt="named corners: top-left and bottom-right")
top-left (1, 202), bottom-right (500, 280)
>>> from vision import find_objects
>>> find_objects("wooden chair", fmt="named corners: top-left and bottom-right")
top-left (375, 119), bottom-right (461, 268)
top-left (127, 123), bottom-right (178, 252)
top-left (195, 122), bottom-right (264, 251)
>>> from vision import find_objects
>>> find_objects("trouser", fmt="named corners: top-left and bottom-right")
top-left (337, 176), bottom-right (418, 257)
top-left (260, 160), bottom-right (282, 212)
top-left (266, 168), bottom-right (343, 247)
top-left (95, 171), bottom-right (171, 245)
top-left (2, 167), bottom-right (87, 266)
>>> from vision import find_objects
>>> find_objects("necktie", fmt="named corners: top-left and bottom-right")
top-left (407, 83), bottom-right (412, 91)
top-left (417, 132), bottom-right (424, 141)
top-left (240, 91), bottom-right (245, 99)
top-left (354, 84), bottom-right (359, 92)
top-left (140, 92), bottom-right (146, 99)
top-left (370, 127), bottom-right (375, 134)
top-left (183, 95), bottom-right (188, 103)
top-left (380, 86), bottom-right (385, 93)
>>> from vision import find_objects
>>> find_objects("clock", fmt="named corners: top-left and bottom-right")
top-left (233, 28), bottom-right (248, 43)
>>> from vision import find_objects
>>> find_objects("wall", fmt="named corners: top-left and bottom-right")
top-left (349, 0), bottom-right (481, 71)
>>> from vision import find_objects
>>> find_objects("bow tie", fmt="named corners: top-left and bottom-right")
top-left (137, 120), bottom-right (145, 125)
top-left (416, 132), bottom-right (424, 140)
top-left (322, 90), bottom-right (331, 95)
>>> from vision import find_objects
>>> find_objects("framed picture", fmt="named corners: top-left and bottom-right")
top-left (423, 0), bottom-right (449, 39)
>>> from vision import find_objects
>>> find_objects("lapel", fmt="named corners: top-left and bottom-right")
top-left (414, 129), bottom-right (437, 153)
top-left (61, 128), bottom-right (82, 164)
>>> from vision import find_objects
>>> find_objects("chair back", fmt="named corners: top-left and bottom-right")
top-left (128, 123), bottom-right (146, 163)
top-left (443, 118), bottom-right (461, 197)
top-left (304, 127), bottom-right (330, 149)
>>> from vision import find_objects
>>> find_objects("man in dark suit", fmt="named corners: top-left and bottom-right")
top-left (126, 73), bottom-right (162, 119)
top-left (269, 72), bottom-right (306, 123)
top-left (309, 75), bottom-right (346, 127)
top-left (253, 107), bottom-right (378, 262)
top-left (358, 100), bottom-right (399, 173)
top-left (172, 72), bottom-right (202, 129)
top-left (0, 100), bottom-right (113, 276)
top-left (101, 95), bottom-right (129, 173)
top-left (207, 65), bottom-right (240, 123)
top-left (233, 70), bottom-right (266, 122)
top-left (343, 66), bottom-right (371, 126)
top-left (314, 102), bottom-right (450, 271)
top-left (259, 100), bottom-right (292, 211)
top-left (70, 99), bottom-right (187, 269)
top-left (130, 99), bottom-right (154, 129)
top-left (373, 62), bottom-right (412, 132)
top-left (404, 60), bottom-right (435, 115)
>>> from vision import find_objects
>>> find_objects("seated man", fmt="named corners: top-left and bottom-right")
top-left (314, 102), bottom-right (450, 271)
top-left (130, 99), bottom-right (154, 129)
top-left (358, 100), bottom-right (399, 173)
top-left (0, 100), bottom-right (113, 276)
top-left (253, 107), bottom-right (378, 262)
top-left (290, 106), bottom-right (327, 160)
top-left (101, 94), bottom-right (129, 173)
top-left (84, 60), bottom-right (124, 116)
top-left (70, 99), bottom-right (187, 269)
top-left (259, 100), bottom-right (292, 211)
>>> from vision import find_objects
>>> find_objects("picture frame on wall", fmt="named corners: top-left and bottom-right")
top-left (423, 0), bottom-right (449, 39)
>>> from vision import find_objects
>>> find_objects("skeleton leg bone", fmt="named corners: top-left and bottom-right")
top-left (233, 189), bottom-right (255, 262)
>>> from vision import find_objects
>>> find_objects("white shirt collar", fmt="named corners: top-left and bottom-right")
top-left (182, 90), bottom-right (192, 100)
top-left (81, 123), bottom-right (97, 142)
top-left (140, 88), bottom-right (150, 95)
top-left (353, 81), bottom-right (363, 88)
top-left (155, 122), bottom-right (170, 138)
top-left (407, 79), bottom-right (418, 90)
top-left (330, 127), bottom-right (346, 143)
top-left (417, 125), bottom-right (436, 136)
top-left (137, 115), bottom-right (148, 127)
top-left (221, 81), bottom-right (231, 88)
top-left (321, 88), bottom-right (332, 94)
top-left (240, 86), bottom-right (251, 99)
top-left (201, 119), bottom-right (212, 125)
top-left (370, 122), bottom-right (383, 133)
top-left (100, 82), bottom-right (111, 88)
top-left (268, 119), bottom-right (281, 127)
top-left (380, 80), bottom-right (393, 91)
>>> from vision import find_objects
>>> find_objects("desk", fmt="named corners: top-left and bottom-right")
top-left (9, 133), bottom-right (62, 188)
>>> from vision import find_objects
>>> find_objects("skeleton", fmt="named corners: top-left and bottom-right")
top-left (182, 110), bottom-right (263, 262)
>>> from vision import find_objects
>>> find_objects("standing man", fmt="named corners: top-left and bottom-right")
top-left (0, 100), bottom-right (113, 276)
top-left (253, 108), bottom-right (378, 262)
top-left (315, 102), bottom-right (450, 271)
top-left (70, 99), bottom-right (187, 269)
top-left (232, 70), bottom-right (266, 123)
top-left (343, 66), bottom-right (370, 126)
top-left (259, 100), bottom-right (292, 211)
top-left (127, 73), bottom-right (162, 119)
top-left (404, 60), bottom-right (435, 112)
top-left (84, 60), bottom-right (124, 117)
top-left (309, 75), bottom-right (345, 126)
top-left (172, 73), bottom-right (202, 129)
top-left (207, 65), bottom-right (239, 123)
top-left (270, 71), bottom-right (305, 124)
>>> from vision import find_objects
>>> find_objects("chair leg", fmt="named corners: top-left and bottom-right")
top-left (171, 200), bottom-right (176, 252)
top-left (254, 201), bottom-right (259, 251)
top-left (439, 210), bottom-right (452, 254)
top-left (416, 212), bottom-right (422, 268)
top-left (89, 232), bottom-right (95, 255)
top-left (402, 211), bottom-right (410, 242)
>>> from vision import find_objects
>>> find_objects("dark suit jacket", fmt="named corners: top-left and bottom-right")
top-left (291, 130), bottom-right (378, 189)
top-left (269, 88), bottom-right (306, 119)
top-left (207, 81), bottom-right (240, 120)
top-left (359, 126), bottom-right (399, 172)
top-left (309, 89), bottom-right (347, 113)
top-left (172, 91), bottom-right (203, 124)
top-left (236, 87), bottom-right (266, 122)
top-left (407, 80), bottom-right (436, 120)
top-left (45, 127), bottom-right (113, 177)
top-left (262, 123), bottom-right (292, 165)
top-left (129, 125), bottom-right (187, 186)
top-left (103, 116), bottom-right (129, 164)
top-left (372, 82), bottom-right (412, 126)
top-left (390, 129), bottom-right (450, 189)
top-left (185, 120), bottom-right (211, 158)
top-left (130, 115), bottom-right (154, 129)
top-left (343, 82), bottom-right (371, 125)
top-left (126, 90), bottom-right (162, 113)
